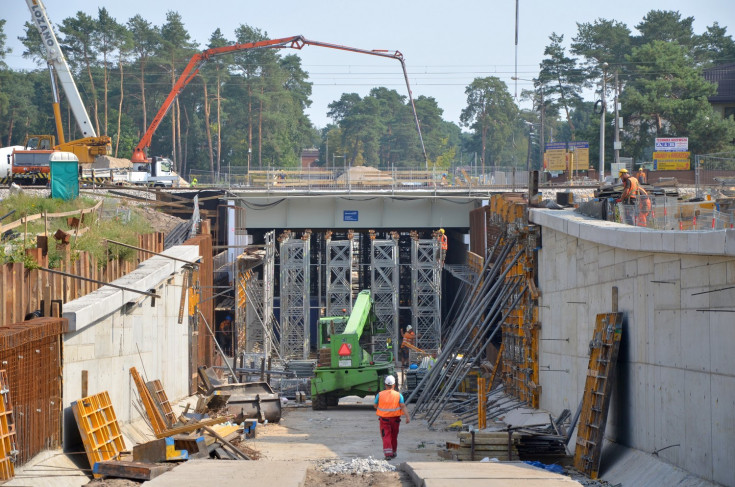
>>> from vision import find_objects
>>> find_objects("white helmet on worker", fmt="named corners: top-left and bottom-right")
top-left (406, 325), bottom-right (412, 331)
top-left (384, 375), bottom-right (395, 385)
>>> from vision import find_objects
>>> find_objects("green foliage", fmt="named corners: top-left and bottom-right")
top-left (0, 195), bottom-right (153, 268)
top-left (460, 77), bottom-right (518, 169)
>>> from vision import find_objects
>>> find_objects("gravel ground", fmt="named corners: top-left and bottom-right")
top-left (315, 457), bottom-right (397, 474)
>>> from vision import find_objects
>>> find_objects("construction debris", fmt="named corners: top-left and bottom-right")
top-left (316, 457), bottom-right (397, 474)
top-left (92, 460), bottom-right (173, 481)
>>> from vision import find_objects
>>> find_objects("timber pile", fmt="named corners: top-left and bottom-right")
top-left (444, 431), bottom-right (519, 461)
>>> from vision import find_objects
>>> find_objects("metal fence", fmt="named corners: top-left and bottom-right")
top-left (695, 151), bottom-right (735, 196)
top-left (609, 196), bottom-right (723, 230)
top-left (188, 165), bottom-right (535, 192)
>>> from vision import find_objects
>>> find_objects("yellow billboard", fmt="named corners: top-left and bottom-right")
top-left (654, 151), bottom-right (690, 170)
top-left (569, 142), bottom-right (590, 170)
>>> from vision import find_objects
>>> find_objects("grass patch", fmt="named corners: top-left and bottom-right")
top-left (1, 194), bottom-right (154, 268)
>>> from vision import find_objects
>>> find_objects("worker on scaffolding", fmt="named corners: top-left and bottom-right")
top-left (616, 168), bottom-right (651, 227)
top-left (400, 325), bottom-right (416, 368)
top-left (437, 229), bottom-right (448, 267)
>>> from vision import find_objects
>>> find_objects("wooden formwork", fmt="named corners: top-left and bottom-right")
top-left (0, 371), bottom-right (17, 480)
top-left (71, 391), bottom-right (125, 478)
top-left (480, 194), bottom-right (541, 409)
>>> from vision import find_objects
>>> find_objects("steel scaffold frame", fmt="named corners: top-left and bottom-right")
top-left (371, 237), bottom-right (399, 362)
top-left (411, 238), bottom-right (441, 350)
top-left (326, 238), bottom-right (353, 316)
top-left (243, 230), bottom-right (279, 357)
top-left (279, 235), bottom-right (311, 359)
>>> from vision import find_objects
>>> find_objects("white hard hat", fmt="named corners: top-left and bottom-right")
top-left (384, 375), bottom-right (395, 385)
top-left (406, 325), bottom-right (412, 331)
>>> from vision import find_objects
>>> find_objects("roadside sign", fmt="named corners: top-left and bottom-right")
top-left (655, 137), bottom-right (688, 151)
top-left (653, 151), bottom-right (690, 170)
top-left (545, 142), bottom-right (567, 171)
top-left (568, 141), bottom-right (590, 170)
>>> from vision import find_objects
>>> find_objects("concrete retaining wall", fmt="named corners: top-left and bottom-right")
top-left (61, 246), bottom-right (200, 446)
top-left (530, 209), bottom-right (735, 486)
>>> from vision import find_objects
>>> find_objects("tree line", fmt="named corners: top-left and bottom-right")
top-left (0, 9), bottom-right (734, 177)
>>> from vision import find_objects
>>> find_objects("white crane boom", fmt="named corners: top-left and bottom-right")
top-left (25, 0), bottom-right (96, 138)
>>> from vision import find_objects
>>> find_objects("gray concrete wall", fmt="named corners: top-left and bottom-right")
top-left (61, 246), bottom-right (199, 447)
top-left (530, 209), bottom-right (735, 487)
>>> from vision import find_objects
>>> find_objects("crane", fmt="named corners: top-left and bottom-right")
top-left (131, 35), bottom-right (428, 168)
top-left (25, 0), bottom-right (110, 163)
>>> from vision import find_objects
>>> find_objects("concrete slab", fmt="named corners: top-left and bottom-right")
top-left (143, 459), bottom-right (309, 487)
top-left (402, 461), bottom-right (581, 486)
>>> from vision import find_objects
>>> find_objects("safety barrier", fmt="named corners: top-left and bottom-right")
top-left (188, 165), bottom-right (535, 192)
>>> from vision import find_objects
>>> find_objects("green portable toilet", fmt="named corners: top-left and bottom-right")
top-left (49, 151), bottom-right (79, 200)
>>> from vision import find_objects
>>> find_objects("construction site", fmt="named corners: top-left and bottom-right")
top-left (0, 166), bottom-right (733, 487)
top-left (2, 1), bottom-right (735, 486)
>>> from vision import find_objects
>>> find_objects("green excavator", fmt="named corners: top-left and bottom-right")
top-left (311, 290), bottom-right (394, 410)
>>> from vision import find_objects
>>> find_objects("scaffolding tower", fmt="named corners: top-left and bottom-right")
top-left (371, 235), bottom-right (399, 363)
top-left (244, 231), bottom-right (278, 357)
top-left (326, 233), bottom-right (354, 316)
top-left (279, 233), bottom-right (311, 359)
top-left (411, 237), bottom-right (441, 350)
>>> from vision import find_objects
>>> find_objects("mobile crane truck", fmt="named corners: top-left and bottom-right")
top-left (311, 290), bottom-right (394, 410)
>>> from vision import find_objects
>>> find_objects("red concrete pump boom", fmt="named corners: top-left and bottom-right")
top-left (130, 35), bottom-right (428, 167)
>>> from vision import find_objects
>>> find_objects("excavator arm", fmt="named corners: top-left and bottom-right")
top-left (131, 35), bottom-right (427, 166)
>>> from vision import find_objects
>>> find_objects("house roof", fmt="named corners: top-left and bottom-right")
top-left (704, 63), bottom-right (735, 103)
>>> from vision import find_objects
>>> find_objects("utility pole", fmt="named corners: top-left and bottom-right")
top-left (613, 72), bottom-right (621, 167)
top-left (539, 86), bottom-right (545, 171)
top-left (599, 63), bottom-right (608, 182)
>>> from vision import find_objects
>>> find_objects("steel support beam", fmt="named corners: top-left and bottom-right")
top-left (411, 238), bottom-right (441, 350)
top-left (326, 238), bottom-right (353, 316)
top-left (279, 235), bottom-right (310, 359)
top-left (371, 238), bottom-right (398, 363)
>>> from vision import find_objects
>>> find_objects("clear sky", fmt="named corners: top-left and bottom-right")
top-left (2, 0), bottom-right (734, 129)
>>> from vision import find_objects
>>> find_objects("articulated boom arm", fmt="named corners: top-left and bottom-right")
top-left (26, 0), bottom-right (96, 138)
top-left (342, 290), bottom-right (372, 338)
top-left (131, 35), bottom-right (427, 166)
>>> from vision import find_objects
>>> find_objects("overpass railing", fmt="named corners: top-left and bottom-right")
top-left (188, 166), bottom-right (536, 192)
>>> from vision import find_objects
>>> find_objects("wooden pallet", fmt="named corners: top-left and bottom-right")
top-left (573, 312), bottom-right (623, 478)
top-left (0, 371), bottom-right (16, 480)
top-left (71, 391), bottom-right (125, 478)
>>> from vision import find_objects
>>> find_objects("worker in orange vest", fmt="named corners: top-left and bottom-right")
top-left (616, 168), bottom-right (650, 227)
top-left (636, 166), bottom-right (647, 185)
top-left (400, 325), bottom-right (416, 369)
top-left (438, 228), bottom-right (448, 267)
top-left (374, 375), bottom-right (409, 460)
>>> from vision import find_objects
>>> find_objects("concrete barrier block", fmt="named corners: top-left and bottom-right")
top-left (566, 219), bottom-right (580, 238)
top-left (639, 231), bottom-right (663, 252)
top-left (724, 229), bottom-right (735, 256)
top-left (689, 231), bottom-right (726, 255)
top-left (671, 231), bottom-right (690, 253)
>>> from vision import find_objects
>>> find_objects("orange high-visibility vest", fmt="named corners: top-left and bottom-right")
top-left (401, 330), bottom-right (416, 348)
top-left (376, 389), bottom-right (402, 418)
top-left (621, 176), bottom-right (642, 201)
top-left (439, 234), bottom-right (448, 250)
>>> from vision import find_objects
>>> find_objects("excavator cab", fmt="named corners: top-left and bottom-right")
top-left (24, 135), bottom-right (55, 151)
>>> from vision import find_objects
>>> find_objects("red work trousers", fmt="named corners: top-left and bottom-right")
top-left (379, 417), bottom-right (401, 457)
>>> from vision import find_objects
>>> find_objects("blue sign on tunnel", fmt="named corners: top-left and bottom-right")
top-left (343, 210), bottom-right (358, 222)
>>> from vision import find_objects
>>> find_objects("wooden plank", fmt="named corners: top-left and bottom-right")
top-left (0, 266), bottom-right (6, 326)
top-left (153, 416), bottom-right (233, 439)
top-left (130, 367), bottom-right (168, 436)
top-left (93, 460), bottom-right (171, 481)
top-left (13, 263), bottom-right (23, 324)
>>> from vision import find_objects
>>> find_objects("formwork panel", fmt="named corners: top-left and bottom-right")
top-left (71, 391), bottom-right (125, 477)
